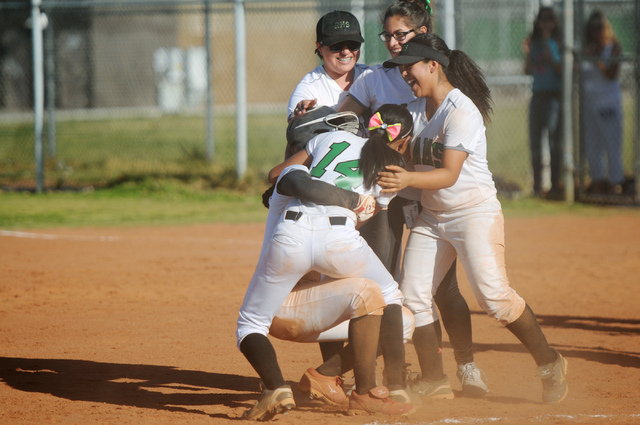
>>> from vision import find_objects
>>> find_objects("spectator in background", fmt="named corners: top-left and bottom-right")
top-left (582, 9), bottom-right (625, 195)
top-left (523, 6), bottom-right (563, 199)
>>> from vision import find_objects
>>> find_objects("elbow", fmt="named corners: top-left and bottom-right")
top-left (267, 169), bottom-right (280, 184)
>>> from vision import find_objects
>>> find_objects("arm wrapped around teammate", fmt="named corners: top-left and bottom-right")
top-left (277, 169), bottom-right (360, 209)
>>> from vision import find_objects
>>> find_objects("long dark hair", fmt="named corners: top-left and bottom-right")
top-left (530, 6), bottom-right (561, 43)
top-left (383, 0), bottom-right (433, 32)
top-left (359, 104), bottom-right (413, 189)
top-left (411, 33), bottom-right (493, 124)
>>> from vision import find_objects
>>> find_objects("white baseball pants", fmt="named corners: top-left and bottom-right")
top-left (401, 197), bottom-right (525, 328)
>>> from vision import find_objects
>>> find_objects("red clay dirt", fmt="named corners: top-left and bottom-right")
top-left (1, 214), bottom-right (639, 424)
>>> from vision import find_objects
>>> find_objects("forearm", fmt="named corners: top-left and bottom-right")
top-left (276, 170), bottom-right (359, 209)
top-left (405, 169), bottom-right (459, 190)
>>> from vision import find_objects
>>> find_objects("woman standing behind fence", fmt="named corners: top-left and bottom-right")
top-left (582, 9), bottom-right (625, 195)
top-left (523, 6), bottom-right (563, 200)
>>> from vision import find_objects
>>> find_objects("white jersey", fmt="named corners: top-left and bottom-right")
top-left (287, 64), bottom-right (369, 119)
top-left (406, 89), bottom-right (497, 212)
top-left (348, 64), bottom-right (421, 202)
top-left (348, 64), bottom-right (416, 112)
top-left (283, 131), bottom-right (395, 218)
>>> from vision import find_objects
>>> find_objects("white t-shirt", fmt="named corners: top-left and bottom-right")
top-left (581, 43), bottom-right (622, 107)
top-left (284, 131), bottom-right (395, 217)
top-left (406, 89), bottom-right (497, 212)
top-left (287, 64), bottom-right (369, 120)
top-left (348, 64), bottom-right (416, 113)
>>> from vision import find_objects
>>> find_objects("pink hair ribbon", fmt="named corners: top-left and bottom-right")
top-left (368, 112), bottom-right (402, 141)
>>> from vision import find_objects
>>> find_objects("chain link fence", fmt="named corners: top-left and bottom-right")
top-left (1, 0), bottom-right (638, 204)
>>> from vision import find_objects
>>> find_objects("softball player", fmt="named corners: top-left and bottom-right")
top-left (236, 105), bottom-right (416, 419)
top-left (379, 33), bottom-right (569, 405)
top-left (285, 9), bottom-right (416, 400)
top-left (333, 0), bottom-right (487, 398)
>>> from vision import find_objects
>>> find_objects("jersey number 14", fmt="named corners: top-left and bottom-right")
top-left (310, 141), bottom-right (364, 191)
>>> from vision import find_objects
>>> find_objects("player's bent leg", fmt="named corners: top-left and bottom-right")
top-left (506, 304), bottom-right (568, 404)
top-left (269, 276), bottom-right (386, 343)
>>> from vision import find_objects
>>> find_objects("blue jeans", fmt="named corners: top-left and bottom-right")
top-left (529, 91), bottom-right (562, 194)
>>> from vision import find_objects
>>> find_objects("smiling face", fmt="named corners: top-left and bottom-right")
top-left (317, 42), bottom-right (360, 79)
top-left (399, 60), bottom-right (435, 98)
top-left (382, 15), bottom-right (427, 58)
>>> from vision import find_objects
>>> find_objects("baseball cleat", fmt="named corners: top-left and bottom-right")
top-left (388, 386), bottom-right (423, 407)
top-left (241, 385), bottom-right (295, 421)
top-left (348, 386), bottom-right (415, 416)
top-left (409, 374), bottom-right (455, 400)
top-left (297, 367), bottom-right (349, 407)
top-left (537, 348), bottom-right (568, 404)
top-left (457, 362), bottom-right (489, 397)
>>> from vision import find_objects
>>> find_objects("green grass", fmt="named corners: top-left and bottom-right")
top-left (2, 179), bottom-right (638, 230)
top-left (0, 113), bottom-right (288, 188)
top-left (2, 97), bottom-right (636, 196)
top-left (0, 181), bottom-right (268, 229)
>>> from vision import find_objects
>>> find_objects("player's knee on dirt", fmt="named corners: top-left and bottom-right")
top-left (268, 278), bottom-right (385, 342)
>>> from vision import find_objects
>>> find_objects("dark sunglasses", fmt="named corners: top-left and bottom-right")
top-left (328, 41), bottom-right (361, 52)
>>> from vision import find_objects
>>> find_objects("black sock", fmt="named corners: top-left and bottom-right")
top-left (506, 304), bottom-right (556, 366)
top-left (434, 260), bottom-right (474, 365)
top-left (380, 304), bottom-right (406, 390)
top-left (316, 343), bottom-right (353, 377)
top-left (319, 341), bottom-right (344, 363)
top-left (349, 315), bottom-right (382, 395)
top-left (412, 322), bottom-right (445, 381)
top-left (239, 333), bottom-right (286, 390)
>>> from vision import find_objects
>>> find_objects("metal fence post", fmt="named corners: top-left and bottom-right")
top-left (561, 0), bottom-right (574, 203)
top-left (235, 0), bottom-right (247, 179)
top-left (31, 0), bottom-right (45, 193)
top-left (45, 13), bottom-right (56, 159)
top-left (205, 0), bottom-right (215, 161)
top-left (635, 0), bottom-right (640, 203)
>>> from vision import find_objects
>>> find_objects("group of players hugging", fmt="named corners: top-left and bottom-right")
top-left (235, 1), bottom-right (568, 420)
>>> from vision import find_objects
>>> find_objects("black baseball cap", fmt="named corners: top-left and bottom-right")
top-left (316, 10), bottom-right (364, 46)
top-left (383, 38), bottom-right (450, 68)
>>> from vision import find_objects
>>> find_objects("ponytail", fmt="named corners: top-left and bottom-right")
top-left (445, 50), bottom-right (493, 124)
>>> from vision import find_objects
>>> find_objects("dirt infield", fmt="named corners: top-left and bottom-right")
top-left (1, 214), bottom-right (639, 424)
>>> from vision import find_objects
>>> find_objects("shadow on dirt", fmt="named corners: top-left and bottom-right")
top-left (0, 357), bottom-right (262, 418)
top-left (464, 311), bottom-right (640, 369)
